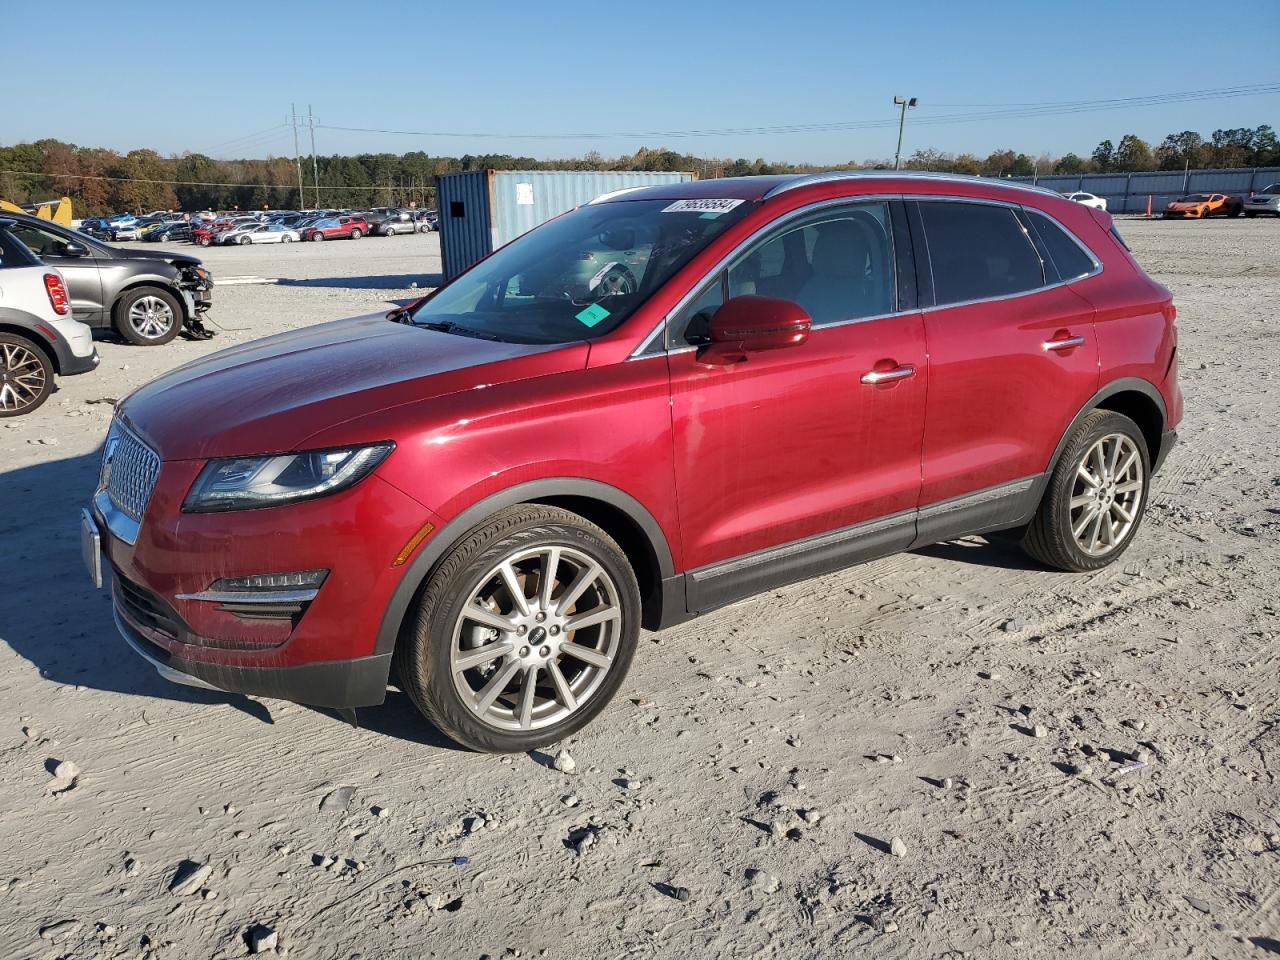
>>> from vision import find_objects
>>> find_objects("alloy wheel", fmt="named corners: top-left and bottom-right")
top-left (1069, 433), bottom-right (1144, 557)
top-left (127, 295), bottom-right (175, 341)
top-left (450, 545), bottom-right (623, 732)
top-left (0, 342), bottom-right (47, 413)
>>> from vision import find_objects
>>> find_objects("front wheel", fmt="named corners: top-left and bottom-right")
top-left (239, 235), bottom-right (252, 244)
top-left (0, 333), bottom-right (53, 417)
top-left (1022, 409), bottom-right (1150, 572)
top-left (115, 287), bottom-right (181, 346)
top-left (395, 505), bottom-right (641, 753)
top-left (350, 228), bottom-right (362, 239)
top-left (282, 234), bottom-right (293, 243)
top-left (311, 232), bottom-right (324, 241)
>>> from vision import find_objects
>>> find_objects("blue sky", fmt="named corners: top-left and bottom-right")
top-left (4, 0), bottom-right (1276, 164)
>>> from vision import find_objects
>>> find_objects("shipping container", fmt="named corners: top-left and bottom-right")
top-left (436, 169), bottom-right (696, 280)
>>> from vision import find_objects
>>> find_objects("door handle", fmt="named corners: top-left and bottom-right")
top-left (860, 364), bottom-right (915, 384)
top-left (1042, 335), bottom-right (1086, 351)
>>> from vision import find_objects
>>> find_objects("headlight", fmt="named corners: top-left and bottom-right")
top-left (183, 443), bottom-right (394, 513)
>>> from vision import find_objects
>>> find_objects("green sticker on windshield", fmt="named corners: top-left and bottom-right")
top-left (575, 303), bottom-right (611, 328)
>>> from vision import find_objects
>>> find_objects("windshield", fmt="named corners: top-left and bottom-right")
top-left (1178, 194), bottom-right (1212, 202)
top-left (1259, 184), bottom-right (1279, 194)
top-left (409, 198), bottom-right (752, 344)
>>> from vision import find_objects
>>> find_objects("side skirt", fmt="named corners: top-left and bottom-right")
top-left (666, 475), bottom-right (1046, 624)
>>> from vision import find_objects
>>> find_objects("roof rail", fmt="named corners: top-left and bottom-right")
top-left (763, 169), bottom-right (1064, 200)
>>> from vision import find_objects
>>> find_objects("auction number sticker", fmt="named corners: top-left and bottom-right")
top-left (661, 198), bottom-right (745, 216)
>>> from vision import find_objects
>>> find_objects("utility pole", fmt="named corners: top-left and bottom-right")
top-left (308, 105), bottom-right (320, 210)
top-left (290, 104), bottom-right (304, 209)
top-left (893, 96), bottom-right (918, 171)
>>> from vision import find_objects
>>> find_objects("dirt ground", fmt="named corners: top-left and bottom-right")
top-left (1, 220), bottom-right (1277, 960)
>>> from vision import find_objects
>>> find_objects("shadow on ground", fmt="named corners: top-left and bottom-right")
top-left (0, 450), bottom-right (455, 747)
top-left (276, 273), bottom-right (443, 291)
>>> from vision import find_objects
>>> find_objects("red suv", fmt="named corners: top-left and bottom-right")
top-left (84, 173), bottom-right (1182, 752)
top-left (300, 216), bottom-right (368, 241)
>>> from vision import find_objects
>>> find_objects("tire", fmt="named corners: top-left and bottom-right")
top-left (238, 235), bottom-right (251, 244)
top-left (114, 287), bottom-right (182, 346)
top-left (350, 228), bottom-right (362, 239)
top-left (282, 234), bottom-right (293, 243)
top-left (199, 236), bottom-right (211, 246)
top-left (395, 505), bottom-right (641, 753)
top-left (311, 232), bottom-right (324, 241)
top-left (0, 333), bottom-right (54, 417)
top-left (1021, 409), bottom-right (1151, 572)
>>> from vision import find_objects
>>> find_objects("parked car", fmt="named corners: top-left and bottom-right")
top-left (1163, 193), bottom-right (1242, 219)
top-left (300, 215), bottom-right (368, 241)
top-left (191, 225), bottom-right (215, 247)
top-left (149, 222), bottom-right (194, 243)
top-left (220, 223), bottom-right (300, 245)
top-left (0, 218), bottom-right (99, 415)
top-left (415, 209), bottom-right (437, 232)
top-left (139, 220), bottom-right (186, 241)
top-left (84, 172), bottom-right (1182, 752)
top-left (1243, 184), bottom-right (1280, 218)
top-left (80, 218), bottom-right (115, 241)
top-left (6, 211), bottom-right (214, 345)
top-left (1063, 191), bottom-right (1107, 211)
top-left (369, 213), bottom-right (416, 237)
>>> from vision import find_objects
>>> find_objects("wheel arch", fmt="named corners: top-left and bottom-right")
top-left (1048, 377), bottom-right (1167, 474)
top-left (374, 479), bottom-right (677, 661)
top-left (0, 321), bottom-right (59, 374)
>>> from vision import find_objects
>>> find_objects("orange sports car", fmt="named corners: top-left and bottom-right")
top-left (1163, 192), bottom-right (1243, 219)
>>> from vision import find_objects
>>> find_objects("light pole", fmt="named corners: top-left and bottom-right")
top-left (893, 96), bottom-right (918, 170)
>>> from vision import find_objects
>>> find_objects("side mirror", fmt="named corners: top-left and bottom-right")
top-left (700, 295), bottom-right (811, 365)
top-left (61, 242), bottom-right (89, 257)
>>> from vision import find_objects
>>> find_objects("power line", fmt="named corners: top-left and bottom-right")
top-left (313, 81), bottom-right (1280, 141)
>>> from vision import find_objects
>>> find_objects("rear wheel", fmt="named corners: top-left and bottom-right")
top-left (0, 333), bottom-right (53, 417)
top-left (396, 505), bottom-right (641, 753)
top-left (1022, 409), bottom-right (1150, 572)
top-left (350, 228), bottom-right (363, 239)
top-left (115, 287), bottom-right (181, 346)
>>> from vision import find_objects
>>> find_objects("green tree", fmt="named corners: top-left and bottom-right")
top-left (1054, 153), bottom-right (1089, 174)
top-left (1114, 134), bottom-right (1154, 171)
top-left (1091, 139), bottom-right (1115, 173)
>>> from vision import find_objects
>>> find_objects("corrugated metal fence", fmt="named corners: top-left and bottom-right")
top-left (1009, 167), bottom-right (1280, 214)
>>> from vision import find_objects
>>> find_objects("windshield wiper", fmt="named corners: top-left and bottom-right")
top-left (412, 319), bottom-right (502, 341)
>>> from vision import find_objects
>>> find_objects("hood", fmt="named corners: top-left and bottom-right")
top-left (120, 312), bottom-right (586, 460)
top-left (109, 244), bottom-right (202, 268)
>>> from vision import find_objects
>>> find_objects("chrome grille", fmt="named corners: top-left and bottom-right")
top-left (103, 424), bottom-right (161, 523)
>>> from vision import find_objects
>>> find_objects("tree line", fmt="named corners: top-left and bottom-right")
top-left (2, 126), bottom-right (1277, 216)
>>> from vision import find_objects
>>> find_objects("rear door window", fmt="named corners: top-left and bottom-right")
top-left (1025, 211), bottom-right (1096, 282)
top-left (917, 201), bottom-right (1044, 306)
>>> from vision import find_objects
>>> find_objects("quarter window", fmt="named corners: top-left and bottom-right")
top-left (918, 201), bottom-right (1044, 306)
top-left (1026, 211), bottom-right (1096, 282)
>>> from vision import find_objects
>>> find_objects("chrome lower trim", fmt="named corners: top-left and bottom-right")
top-left (174, 588), bottom-right (321, 604)
top-left (113, 604), bottom-right (222, 691)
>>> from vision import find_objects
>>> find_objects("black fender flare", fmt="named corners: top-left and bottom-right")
top-left (373, 478), bottom-right (675, 658)
top-left (1045, 377), bottom-right (1167, 475)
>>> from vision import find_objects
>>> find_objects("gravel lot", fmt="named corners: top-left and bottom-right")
top-left (1, 220), bottom-right (1277, 959)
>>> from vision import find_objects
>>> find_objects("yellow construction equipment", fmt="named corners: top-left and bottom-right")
top-left (0, 196), bottom-right (74, 226)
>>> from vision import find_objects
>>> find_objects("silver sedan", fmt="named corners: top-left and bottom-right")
top-left (219, 223), bottom-right (300, 245)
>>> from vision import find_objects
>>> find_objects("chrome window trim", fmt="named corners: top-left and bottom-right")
top-left (628, 192), bottom-right (1104, 359)
top-left (1019, 206), bottom-right (1104, 281)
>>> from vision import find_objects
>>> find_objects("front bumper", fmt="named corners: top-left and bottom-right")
top-left (113, 599), bottom-right (392, 706)
top-left (83, 459), bottom-right (438, 709)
